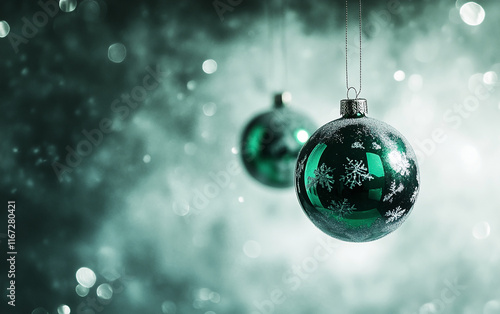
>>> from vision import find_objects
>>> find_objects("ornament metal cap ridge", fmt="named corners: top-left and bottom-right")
top-left (340, 98), bottom-right (368, 117)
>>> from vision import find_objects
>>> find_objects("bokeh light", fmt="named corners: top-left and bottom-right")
top-left (57, 304), bottom-right (71, 314)
top-left (393, 70), bottom-right (405, 81)
top-left (96, 283), bottom-right (113, 300)
top-left (460, 2), bottom-right (485, 26)
top-left (75, 284), bottom-right (89, 297)
top-left (108, 43), bottom-right (127, 63)
top-left (75, 267), bottom-right (96, 289)
top-left (472, 222), bottom-right (491, 240)
top-left (202, 59), bottom-right (218, 74)
top-left (0, 20), bottom-right (10, 38)
top-left (59, 0), bottom-right (77, 13)
top-left (243, 240), bottom-right (261, 258)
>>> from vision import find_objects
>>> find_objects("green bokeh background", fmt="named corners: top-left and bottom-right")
top-left (1, 0), bottom-right (499, 313)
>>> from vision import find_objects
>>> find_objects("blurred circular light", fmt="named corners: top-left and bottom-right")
top-left (460, 2), bottom-right (485, 26)
top-left (59, 0), bottom-right (77, 12)
top-left (57, 305), bottom-right (71, 314)
top-left (483, 71), bottom-right (498, 85)
top-left (202, 59), bottom-right (217, 74)
top-left (484, 300), bottom-right (500, 314)
top-left (238, 196), bottom-right (244, 203)
top-left (408, 74), bottom-right (423, 92)
top-left (243, 240), bottom-right (261, 258)
top-left (0, 20), bottom-right (10, 38)
top-left (203, 102), bottom-right (217, 116)
top-left (108, 43), bottom-right (127, 63)
top-left (76, 267), bottom-right (97, 288)
top-left (75, 284), bottom-right (89, 297)
top-left (209, 292), bottom-right (221, 303)
top-left (296, 130), bottom-right (309, 143)
top-left (394, 70), bottom-right (406, 81)
top-left (187, 80), bottom-right (197, 91)
top-left (473, 222), bottom-right (491, 239)
top-left (143, 154), bottom-right (151, 163)
top-left (161, 301), bottom-right (177, 314)
top-left (231, 147), bottom-right (238, 154)
top-left (32, 308), bottom-right (49, 314)
top-left (96, 283), bottom-right (113, 300)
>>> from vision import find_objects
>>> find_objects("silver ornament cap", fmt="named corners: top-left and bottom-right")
top-left (340, 98), bottom-right (368, 117)
top-left (274, 91), bottom-right (292, 108)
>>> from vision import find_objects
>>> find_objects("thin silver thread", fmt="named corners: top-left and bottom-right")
top-left (345, 0), bottom-right (362, 99)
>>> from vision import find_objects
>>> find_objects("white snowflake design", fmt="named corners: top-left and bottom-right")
top-left (410, 187), bottom-right (419, 203)
top-left (340, 158), bottom-right (374, 189)
top-left (351, 141), bottom-right (365, 149)
top-left (389, 151), bottom-right (411, 176)
top-left (385, 206), bottom-right (406, 223)
top-left (328, 199), bottom-right (356, 218)
top-left (295, 157), bottom-right (306, 180)
top-left (372, 142), bottom-right (381, 150)
top-left (307, 163), bottom-right (336, 192)
top-left (383, 181), bottom-right (405, 202)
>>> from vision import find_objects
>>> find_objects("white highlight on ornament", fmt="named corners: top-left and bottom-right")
top-left (202, 59), bottom-right (217, 74)
top-left (76, 267), bottom-right (97, 288)
top-left (296, 130), bottom-right (309, 143)
top-left (161, 301), bottom-right (177, 314)
top-left (0, 20), bottom-right (10, 38)
top-left (143, 154), bottom-right (151, 163)
top-left (231, 147), bottom-right (238, 154)
top-left (59, 0), bottom-right (77, 12)
top-left (460, 2), bottom-right (485, 26)
top-left (108, 43), bottom-right (127, 63)
top-left (393, 70), bottom-right (405, 81)
top-left (483, 300), bottom-right (500, 314)
top-left (243, 240), bottom-right (261, 258)
top-left (57, 305), bottom-right (71, 314)
top-left (483, 71), bottom-right (498, 85)
top-left (75, 284), bottom-right (89, 297)
top-left (97, 283), bottom-right (113, 300)
top-left (282, 91), bottom-right (292, 103)
top-left (472, 222), bottom-right (490, 239)
top-left (203, 102), bottom-right (217, 116)
top-left (408, 74), bottom-right (423, 92)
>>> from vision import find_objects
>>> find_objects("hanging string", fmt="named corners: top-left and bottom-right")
top-left (280, 0), bottom-right (288, 90)
top-left (345, 0), bottom-right (362, 99)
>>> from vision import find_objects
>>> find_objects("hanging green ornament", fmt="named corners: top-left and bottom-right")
top-left (295, 99), bottom-right (419, 242)
top-left (241, 93), bottom-right (316, 188)
top-left (294, 0), bottom-right (419, 242)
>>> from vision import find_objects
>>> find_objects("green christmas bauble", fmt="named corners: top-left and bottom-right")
top-left (241, 94), bottom-right (316, 188)
top-left (295, 99), bottom-right (419, 242)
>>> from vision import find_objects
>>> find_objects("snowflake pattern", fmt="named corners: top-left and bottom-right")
top-left (295, 157), bottom-right (306, 180)
top-left (383, 181), bottom-right (404, 202)
top-left (351, 141), bottom-right (365, 149)
top-left (389, 151), bottom-right (411, 176)
top-left (307, 163), bottom-right (335, 192)
top-left (340, 158), bottom-right (374, 189)
top-left (410, 187), bottom-right (419, 203)
top-left (372, 142), bottom-right (381, 150)
top-left (385, 206), bottom-right (406, 223)
top-left (328, 199), bottom-right (356, 218)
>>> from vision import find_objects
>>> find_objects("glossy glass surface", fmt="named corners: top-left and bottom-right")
top-left (241, 107), bottom-right (316, 188)
top-left (295, 116), bottom-right (420, 242)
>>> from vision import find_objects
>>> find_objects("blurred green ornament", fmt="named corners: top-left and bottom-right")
top-left (241, 93), bottom-right (316, 188)
top-left (295, 99), bottom-right (419, 242)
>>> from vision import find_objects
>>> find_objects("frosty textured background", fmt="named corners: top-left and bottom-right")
top-left (1, 0), bottom-right (499, 313)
